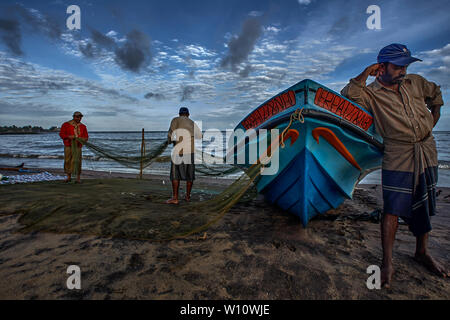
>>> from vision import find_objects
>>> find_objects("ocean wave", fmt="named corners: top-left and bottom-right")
top-left (439, 160), bottom-right (450, 170)
top-left (1, 151), bottom-right (450, 169)
top-left (89, 137), bottom-right (167, 146)
top-left (0, 153), bottom-right (56, 159)
top-left (89, 138), bottom-right (143, 142)
top-left (39, 144), bottom-right (63, 149)
top-left (0, 153), bottom-right (103, 161)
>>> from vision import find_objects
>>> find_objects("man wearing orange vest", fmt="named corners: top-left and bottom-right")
top-left (59, 111), bottom-right (89, 183)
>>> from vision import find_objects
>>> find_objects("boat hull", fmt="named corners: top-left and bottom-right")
top-left (233, 79), bottom-right (383, 225)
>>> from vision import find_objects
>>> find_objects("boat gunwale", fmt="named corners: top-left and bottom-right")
top-left (257, 108), bottom-right (384, 152)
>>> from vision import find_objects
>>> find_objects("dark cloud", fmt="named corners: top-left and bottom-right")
top-left (328, 17), bottom-right (351, 37)
top-left (115, 30), bottom-right (152, 73)
top-left (220, 18), bottom-right (262, 74)
top-left (79, 42), bottom-right (95, 58)
top-left (91, 29), bottom-right (116, 49)
top-left (79, 29), bottom-right (117, 59)
top-left (144, 92), bottom-right (165, 100)
top-left (238, 64), bottom-right (253, 78)
top-left (180, 85), bottom-right (195, 102)
top-left (14, 5), bottom-right (62, 40)
top-left (0, 4), bottom-right (62, 56)
top-left (94, 86), bottom-right (139, 103)
top-left (0, 19), bottom-right (22, 56)
top-left (0, 5), bottom-right (154, 73)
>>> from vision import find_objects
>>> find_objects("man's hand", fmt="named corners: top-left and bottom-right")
top-left (430, 105), bottom-right (442, 127)
top-left (68, 135), bottom-right (75, 140)
top-left (366, 63), bottom-right (384, 77)
top-left (353, 63), bottom-right (383, 84)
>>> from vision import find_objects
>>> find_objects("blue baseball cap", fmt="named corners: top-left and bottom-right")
top-left (377, 43), bottom-right (422, 66)
top-left (179, 107), bottom-right (189, 115)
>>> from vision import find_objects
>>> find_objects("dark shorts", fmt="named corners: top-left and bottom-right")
top-left (170, 154), bottom-right (195, 181)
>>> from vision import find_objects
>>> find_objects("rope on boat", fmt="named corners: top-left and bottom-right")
top-left (280, 108), bottom-right (304, 148)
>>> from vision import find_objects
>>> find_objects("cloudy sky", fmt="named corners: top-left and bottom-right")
top-left (0, 0), bottom-right (449, 131)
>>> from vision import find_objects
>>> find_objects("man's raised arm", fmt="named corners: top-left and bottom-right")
top-left (341, 63), bottom-right (381, 109)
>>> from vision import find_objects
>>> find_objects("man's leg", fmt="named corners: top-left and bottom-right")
top-left (414, 232), bottom-right (448, 277)
top-left (185, 158), bottom-right (194, 202)
top-left (381, 213), bottom-right (398, 288)
top-left (166, 180), bottom-right (180, 204)
top-left (185, 181), bottom-right (193, 201)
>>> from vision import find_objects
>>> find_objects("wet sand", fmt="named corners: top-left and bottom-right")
top-left (0, 168), bottom-right (449, 300)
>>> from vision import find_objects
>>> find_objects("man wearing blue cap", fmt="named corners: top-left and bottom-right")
top-left (341, 43), bottom-right (447, 287)
top-left (166, 107), bottom-right (202, 204)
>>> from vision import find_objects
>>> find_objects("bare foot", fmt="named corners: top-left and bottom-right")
top-left (414, 253), bottom-right (449, 278)
top-left (185, 195), bottom-right (191, 202)
top-left (64, 178), bottom-right (71, 183)
top-left (166, 198), bottom-right (179, 204)
top-left (381, 263), bottom-right (394, 288)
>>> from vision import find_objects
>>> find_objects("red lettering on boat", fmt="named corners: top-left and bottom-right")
top-left (241, 90), bottom-right (296, 130)
top-left (314, 87), bottom-right (373, 131)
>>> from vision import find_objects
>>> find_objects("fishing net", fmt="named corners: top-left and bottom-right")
top-left (0, 140), bottom-right (270, 241)
top-left (77, 137), bottom-right (169, 170)
top-left (71, 139), bottom-right (82, 177)
top-left (1, 164), bottom-right (262, 241)
top-left (0, 119), bottom-right (296, 241)
top-left (75, 137), bottom-right (241, 177)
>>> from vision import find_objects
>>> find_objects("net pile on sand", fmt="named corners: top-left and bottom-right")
top-left (0, 107), bottom-right (307, 241)
top-left (1, 176), bottom-right (259, 241)
top-left (0, 129), bottom-right (287, 241)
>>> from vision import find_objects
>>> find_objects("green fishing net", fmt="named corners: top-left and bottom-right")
top-left (0, 166), bottom-right (262, 241)
top-left (78, 137), bottom-right (169, 170)
top-left (0, 137), bottom-right (266, 241)
top-left (71, 139), bottom-right (82, 177)
top-left (0, 111), bottom-right (303, 240)
top-left (77, 137), bottom-right (242, 177)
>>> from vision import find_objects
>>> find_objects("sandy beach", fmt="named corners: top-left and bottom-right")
top-left (0, 168), bottom-right (449, 300)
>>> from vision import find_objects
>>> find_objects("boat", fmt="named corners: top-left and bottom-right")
top-left (232, 79), bottom-right (384, 226)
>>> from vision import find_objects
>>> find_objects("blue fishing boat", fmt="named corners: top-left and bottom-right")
top-left (232, 79), bottom-right (384, 226)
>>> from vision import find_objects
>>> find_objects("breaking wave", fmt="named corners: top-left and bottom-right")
top-left (1, 152), bottom-right (449, 168)
top-left (0, 153), bottom-right (103, 161)
top-left (439, 160), bottom-right (450, 170)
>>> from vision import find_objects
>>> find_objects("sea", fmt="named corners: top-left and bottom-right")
top-left (1, 131), bottom-right (450, 187)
